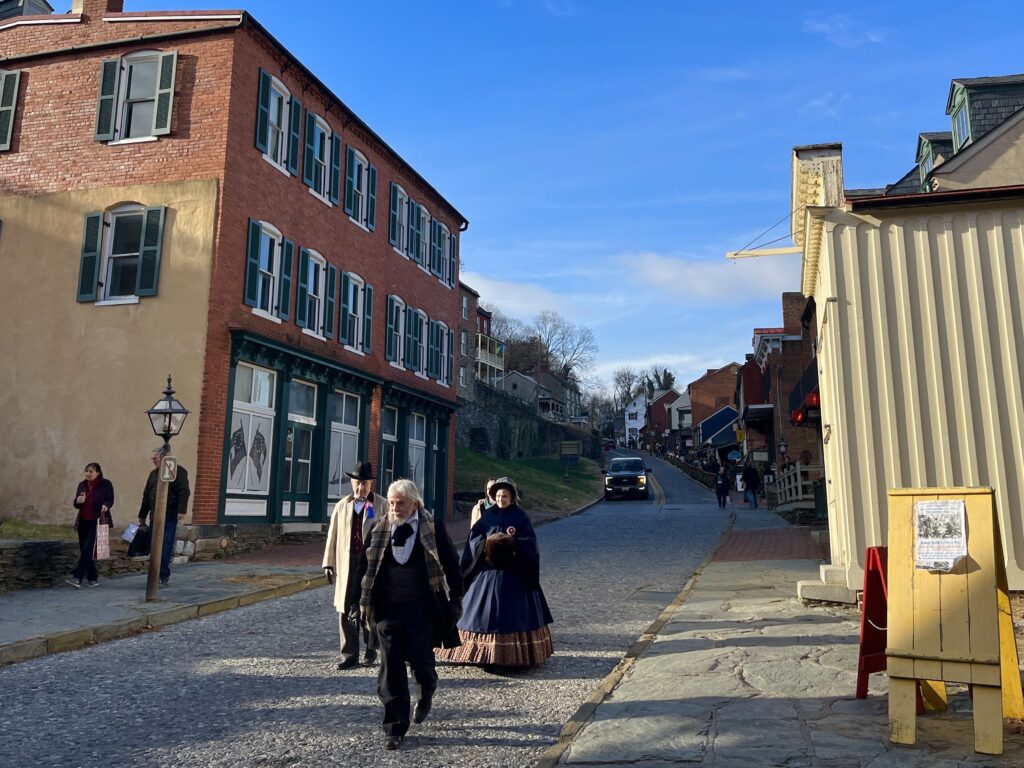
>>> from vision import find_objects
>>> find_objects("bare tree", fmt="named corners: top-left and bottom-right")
top-left (612, 366), bottom-right (640, 408)
top-left (533, 310), bottom-right (598, 375)
top-left (484, 306), bottom-right (529, 343)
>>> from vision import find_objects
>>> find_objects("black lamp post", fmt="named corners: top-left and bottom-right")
top-left (778, 437), bottom-right (789, 464)
top-left (144, 375), bottom-right (189, 601)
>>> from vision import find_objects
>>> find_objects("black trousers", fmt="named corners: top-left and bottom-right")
top-left (374, 599), bottom-right (437, 737)
top-left (716, 487), bottom-right (729, 508)
top-left (72, 518), bottom-right (98, 581)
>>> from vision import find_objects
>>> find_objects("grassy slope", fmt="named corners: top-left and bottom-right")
top-left (0, 520), bottom-right (77, 541)
top-left (454, 447), bottom-right (602, 512)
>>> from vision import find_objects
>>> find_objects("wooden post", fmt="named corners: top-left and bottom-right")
top-left (145, 464), bottom-right (170, 602)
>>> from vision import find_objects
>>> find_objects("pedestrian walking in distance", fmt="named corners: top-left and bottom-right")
top-left (357, 479), bottom-right (463, 751)
top-left (322, 460), bottom-right (378, 670)
top-left (741, 463), bottom-right (761, 509)
top-left (437, 476), bottom-right (554, 671)
top-left (715, 467), bottom-right (730, 509)
top-left (137, 445), bottom-right (190, 586)
top-left (469, 477), bottom-right (498, 528)
top-left (67, 462), bottom-right (114, 588)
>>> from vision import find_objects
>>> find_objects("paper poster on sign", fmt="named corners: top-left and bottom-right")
top-left (914, 500), bottom-right (967, 572)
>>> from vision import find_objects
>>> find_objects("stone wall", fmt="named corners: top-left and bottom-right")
top-left (456, 380), bottom-right (600, 460)
top-left (0, 536), bottom-right (150, 592)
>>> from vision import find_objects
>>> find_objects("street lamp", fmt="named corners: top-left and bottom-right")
top-left (778, 437), bottom-right (789, 463)
top-left (144, 375), bottom-right (189, 602)
top-left (147, 375), bottom-right (190, 449)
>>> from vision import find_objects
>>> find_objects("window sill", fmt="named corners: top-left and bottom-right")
top-left (344, 345), bottom-right (365, 356)
top-left (308, 186), bottom-right (333, 207)
top-left (107, 136), bottom-right (159, 146)
top-left (348, 217), bottom-right (371, 233)
top-left (417, 264), bottom-right (430, 275)
top-left (95, 296), bottom-right (140, 306)
top-left (301, 328), bottom-right (326, 341)
top-left (415, 372), bottom-right (428, 380)
top-left (263, 155), bottom-right (291, 177)
top-left (252, 308), bottom-right (283, 324)
top-left (390, 361), bottom-right (405, 371)
top-left (393, 246), bottom-right (409, 259)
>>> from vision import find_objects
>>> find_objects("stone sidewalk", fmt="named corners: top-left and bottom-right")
top-left (543, 508), bottom-right (1024, 767)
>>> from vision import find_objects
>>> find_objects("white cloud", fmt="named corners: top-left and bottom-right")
top-left (802, 15), bottom-right (887, 48)
top-left (614, 251), bottom-right (802, 306)
top-left (693, 66), bottom-right (754, 83)
top-left (799, 91), bottom-right (851, 120)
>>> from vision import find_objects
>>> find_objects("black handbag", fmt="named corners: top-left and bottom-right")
top-left (127, 524), bottom-right (151, 557)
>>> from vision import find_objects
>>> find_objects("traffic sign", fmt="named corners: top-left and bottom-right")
top-left (160, 456), bottom-right (178, 482)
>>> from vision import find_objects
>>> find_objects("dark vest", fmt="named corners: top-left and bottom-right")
top-left (376, 537), bottom-right (428, 604)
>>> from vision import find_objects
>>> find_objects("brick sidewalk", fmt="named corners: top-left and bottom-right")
top-left (712, 527), bottom-right (828, 562)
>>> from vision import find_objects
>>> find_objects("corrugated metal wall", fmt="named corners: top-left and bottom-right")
top-left (815, 204), bottom-right (1024, 590)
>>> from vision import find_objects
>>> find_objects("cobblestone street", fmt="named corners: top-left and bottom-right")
top-left (2, 463), bottom-right (728, 767)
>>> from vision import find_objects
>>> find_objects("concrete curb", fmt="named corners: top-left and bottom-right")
top-left (536, 476), bottom-right (737, 768)
top-left (0, 574), bottom-right (328, 667)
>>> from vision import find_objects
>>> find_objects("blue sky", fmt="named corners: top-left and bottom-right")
top-left (129, 0), bottom-right (1024, 391)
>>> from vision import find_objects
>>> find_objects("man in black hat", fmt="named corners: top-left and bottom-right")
top-left (322, 460), bottom-right (378, 670)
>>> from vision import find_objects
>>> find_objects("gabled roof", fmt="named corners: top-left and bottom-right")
top-left (946, 73), bottom-right (1024, 112)
top-left (884, 166), bottom-right (921, 196)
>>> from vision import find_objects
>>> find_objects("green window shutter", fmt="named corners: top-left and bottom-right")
top-left (0, 69), bottom-right (22, 152)
top-left (94, 58), bottom-right (121, 141)
top-left (302, 112), bottom-right (316, 187)
top-left (287, 98), bottom-right (301, 175)
top-left (388, 183), bottom-right (399, 246)
top-left (296, 247), bottom-right (310, 328)
top-left (413, 311), bottom-right (423, 369)
top-left (339, 272), bottom-right (351, 345)
top-left (135, 206), bottom-right (165, 297)
top-left (404, 306), bottom-right (415, 368)
top-left (431, 219), bottom-right (442, 275)
top-left (385, 295), bottom-right (396, 361)
top-left (244, 219), bottom-right (261, 307)
top-left (344, 145), bottom-right (356, 216)
top-left (447, 329), bottom-right (455, 384)
top-left (430, 321), bottom-right (441, 378)
top-left (255, 69), bottom-right (271, 153)
top-left (76, 212), bottom-right (104, 302)
top-left (324, 264), bottom-right (337, 339)
top-left (278, 237), bottom-right (293, 320)
top-left (329, 134), bottom-right (341, 205)
top-left (152, 51), bottom-right (177, 136)
top-left (448, 233), bottom-right (457, 287)
top-left (409, 200), bottom-right (421, 263)
top-left (367, 165), bottom-right (377, 231)
top-left (362, 284), bottom-right (373, 353)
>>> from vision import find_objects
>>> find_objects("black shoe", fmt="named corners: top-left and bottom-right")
top-left (384, 735), bottom-right (404, 750)
top-left (159, 578), bottom-right (169, 586)
top-left (363, 649), bottom-right (377, 664)
top-left (336, 657), bottom-right (359, 670)
top-left (413, 697), bottom-right (432, 724)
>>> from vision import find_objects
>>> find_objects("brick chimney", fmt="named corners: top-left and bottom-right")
top-left (71, 0), bottom-right (124, 16)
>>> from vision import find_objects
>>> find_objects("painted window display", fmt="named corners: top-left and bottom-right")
top-left (328, 391), bottom-right (361, 499)
top-left (228, 364), bottom-right (276, 494)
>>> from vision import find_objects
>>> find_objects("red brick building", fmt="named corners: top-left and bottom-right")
top-left (645, 389), bottom-right (678, 448)
top-left (0, 0), bottom-right (466, 526)
top-left (688, 364), bottom-right (741, 435)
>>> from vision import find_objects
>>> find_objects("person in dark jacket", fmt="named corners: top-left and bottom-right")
top-left (138, 445), bottom-right (191, 586)
top-left (715, 467), bottom-right (730, 509)
top-left (357, 479), bottom-right (463, 751)
top-left (741, 463), bottom-right (761, 509)
top-left (66, 462), bottom-right (114, 588)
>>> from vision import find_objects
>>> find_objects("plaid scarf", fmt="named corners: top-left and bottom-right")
top-left (360, 509), bottom-right (449, 611)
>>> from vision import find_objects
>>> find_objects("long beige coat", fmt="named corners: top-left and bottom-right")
top-left (321, 493), bottom-right (376, 611)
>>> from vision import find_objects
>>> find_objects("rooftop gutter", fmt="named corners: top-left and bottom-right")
top-left (849, 183), bottom-right (1024, 212)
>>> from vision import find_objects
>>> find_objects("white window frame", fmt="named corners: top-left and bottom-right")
top-left (308, 114), bottom-right (332, 203)
top-left (459, 330), bottom-right (468, 355)
top-left (303, 249), bottom-right (326, 339)
top-left (408, 412), bottom-right (426, 491)
top-left (952, 103), bottom-right (971, 150)
top-left (111, 50), bottom-right (162, 143)
top-left (287, 379), bottom-right (318, 426)
top-left (349, 148), bottom-right (371, 228)
top-left (390, 296), bottom-right (406, 369)
top-left (252, 221), bottom-right (283, 323)
top-left (437, 321), bottom-right (450, 385)
top-left (95, 203), bottom-right (146, 304)
top-left (262, 76), bottom-right (291, 174)
top-left (344, 273), bottom-right (366, 353)
top-left (416, 310), bottom-right (429, 377)
top-left (459, 366), bottom-right (466, 387)
top-left (461, 295), bottom-right (469, 320)
top-left (381, 405), bottom-right (399, 490)
top-left (327, 391), bottom-right (361, 501)
top-left (227, 363), bottom-right (276, 496)
top-left (418, 205), bottom-right (430, 272)
top-left (392, 184), bottom-right (409, 256)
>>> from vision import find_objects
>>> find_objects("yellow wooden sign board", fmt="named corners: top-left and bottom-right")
top-left (886, 487), bottom-right (1023, 755)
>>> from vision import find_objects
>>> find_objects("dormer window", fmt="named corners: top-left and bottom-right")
top-left (952, 103), bottom-right (971, 150)
top-left (918, 151), bottom-right (933, 191)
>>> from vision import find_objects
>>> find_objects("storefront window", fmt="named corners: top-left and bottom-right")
top-left (328, 391), bottom-right (361, 499)
top-left (227, 364), bottom-right (276, 495)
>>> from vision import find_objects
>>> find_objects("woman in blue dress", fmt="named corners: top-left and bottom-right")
top-left (437, 477), bottom-right (553, 669)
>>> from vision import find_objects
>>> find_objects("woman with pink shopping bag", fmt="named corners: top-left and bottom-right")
top-left (66, 462), bottom-right (115, 589)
